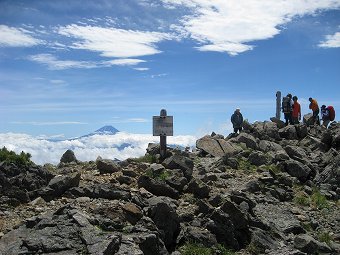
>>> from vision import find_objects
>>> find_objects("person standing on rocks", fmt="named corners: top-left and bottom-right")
top-left (231, 108), bottom-right (243, 134)
top-left (282, 93), bottom-right (293, 126)
top-left (309, 97), bottom-right (320, 125)
top-left (321, 105), bottom-right (331, 128)
top-left (292, 96), bottom-right (301, 124)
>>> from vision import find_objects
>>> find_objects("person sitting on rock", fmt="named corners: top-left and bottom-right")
top-left (292, 96), bottom-right (301, 124)
top-left (321, 105), bottom-right (331, 128)
top-left (231, 108), bottom-right (243, 134)
top-left (309, 97), bottom-right (320, 125)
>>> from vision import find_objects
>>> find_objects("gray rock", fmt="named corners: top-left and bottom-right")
top-left (217, 139), bottom-right (242, 156)
top-left (259, 140), bottom-right (283, 153)
top-left (96, 158), bottom-right (121, 174)
top-left (138, 175), bottom-right (179, 199)
top-left (294, 234), bottom-right (332, 254)
top-left (39, 172), bottom-right (81, 201)
top-left (270, 117), bottom-right (285, 129)
top-left (162, 155), bottom-right (193, 179)
top-left (284, 145), bottom-right (308, 160)
top-left (176, 226), bottom-right (217, 248)
top-left (303, 113), bottom-right (315, 127)
top-left (295, 123), bottom-right (308, 139)
top-left (250, 228), bottom-right (278, 254)
top-left (248, 151), bottom-right (268, 166)
top-left (279, 125), bottom-right (298, 140)
top-left (147, 196), bottom-right (180, 250)
top-left (196, 136), bottom-right (225, 157)
top-left (187, 179), bottom-right (210, 198)
top-left (284, 160), bottom-right (312, 182)
top-left (60, 149), bottom-right (77, 163)
top-left (234, 133), bottom-right (258, 150)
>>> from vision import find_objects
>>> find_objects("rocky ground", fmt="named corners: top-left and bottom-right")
top-left (0, 114), bottom-right (339, 255)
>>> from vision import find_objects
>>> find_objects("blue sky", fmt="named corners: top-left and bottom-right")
top-left (1, 0), bottom-right (340, 139)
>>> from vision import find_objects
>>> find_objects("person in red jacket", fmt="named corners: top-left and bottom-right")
top-left (292, 96), bottom-right (301, 124)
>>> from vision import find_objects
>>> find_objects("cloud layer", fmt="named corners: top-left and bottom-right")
top-left (319, 32), bottom-right (340, 48)
top-left (162, 0), bottom-right (340, 55)
top-left (0, 132), bottom-right (196, 165)
top-left (0, 25), bottom-right (43, 47)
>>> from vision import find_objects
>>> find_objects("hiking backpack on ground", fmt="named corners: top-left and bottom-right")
top-left (327, 106), bottom-right (335, 121)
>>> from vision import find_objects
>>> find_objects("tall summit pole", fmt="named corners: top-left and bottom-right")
top-left (153, 109), bottom-right (173, 159)
top-left (276, 91), bottom-right (281, 119)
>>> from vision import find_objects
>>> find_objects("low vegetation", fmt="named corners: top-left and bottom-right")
top-left (293, 186), bottom-right (330, 209)
top-left (179, 242), bottom-right (235, 255)
top-left (317, 231), bottom-right (333, 245)
top-left (237, 158), bottom-right (257, 172)
top-left (145, 168), bottom-right (171, 181)
top-left (0, 146), bottom-right (32, 167)
top-left (131, 154), bottom-right (157, 164)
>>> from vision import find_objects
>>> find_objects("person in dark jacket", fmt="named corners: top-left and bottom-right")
top-left (231, 108), bottom-right (243, 134)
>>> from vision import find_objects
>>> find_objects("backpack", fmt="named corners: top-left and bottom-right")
top-left (282, 97), bottom-right (291, 113)
top-left (327, 106), bottom-right (335, 121)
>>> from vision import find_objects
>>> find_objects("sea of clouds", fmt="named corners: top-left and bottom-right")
top-left (0, 132), bottom-right (197, 165)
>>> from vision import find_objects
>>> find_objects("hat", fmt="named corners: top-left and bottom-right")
top-left (321, 105), bottom-right (326, 109)
top-left (236, 108), bottom-right (240, 111)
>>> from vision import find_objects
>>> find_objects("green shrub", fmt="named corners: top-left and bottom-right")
top-left (238, 158), bottom-right (257, 172)
top-left (293, 191), bottom-right (310, 206)
top-left (131, 154), bottom-right (156, 164)
top-left (317, 231), bottom-right (333, 245)
top-left (0, 147), bottom-right (32, 167)
top-left (311, 190), bottom-right (329, 209)
top-left (145, 168), bottom-right (171, 181)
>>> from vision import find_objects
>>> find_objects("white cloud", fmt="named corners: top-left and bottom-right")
top-left (0, 25), bottom-right (43, 47)
top-left (109, 118), bottom-right (150, 123)
top-left (28, 54), bottom-right (145, 70)
top-left (0, 132), bottom-right (197, 165)
top-left (318, 32), bottom-right (340, 48)
top-left (134, 67), bottom-right (150, 71)
top-left (151, 73), bottom-right (168, 78)
top-left (162, 0), bottom-right (340, 55)
top-left (58, 24), bottom-right (172, 58)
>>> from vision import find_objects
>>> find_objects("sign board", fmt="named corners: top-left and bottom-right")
top-left (153, 116), bottom-right (173, 136)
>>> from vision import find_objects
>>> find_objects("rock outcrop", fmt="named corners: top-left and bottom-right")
top-left (0, 120), bottom-right (339, 255)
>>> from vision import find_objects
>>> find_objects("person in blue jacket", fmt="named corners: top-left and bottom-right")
top-left (231, 108), bottom-right (243, 134)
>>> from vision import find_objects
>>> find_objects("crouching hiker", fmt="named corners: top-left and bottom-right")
top-left (231, 108), bottom-right (243, 134)
top-left (321, 105), bottom-right (336, 128)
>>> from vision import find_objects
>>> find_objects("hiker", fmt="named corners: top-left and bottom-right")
top-left (292, 96), bottom-right (301, 124)
top-left (309, 97), bottom-right (320, 125)
top-left (321, 105), bottom-right (336, 128)
top-left (231, 108), bottom-right (243, 134)
top-left (282, 93), bottom-right (293, 126)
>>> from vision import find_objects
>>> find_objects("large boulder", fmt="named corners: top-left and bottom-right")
top-left (234, 133), bottom-right (258, 150)
top-left (295, 123), bottom-right (308, 139)
top-left (196, 136), bottom-right (224, 157)
top-left (279, 125), bottom-right (298, 140)
top-left (60, 149), bottom-right (78, 163)
top-left (138, 175), bottom-right (179, 199)
top-left (96, 158), bottom-right (121, 174)
top-left (217, 139), bottom-right (242, 156)
top-left (294, 234), bottom-right (332, 254)
top-left (162, 155), bottom-right (193, 179)
top-left (147, 196), bottom-right (180, 250)
top-left (284, 145), bottom-right (308, 161)
top-left (258, 140), bottom-right (283, 153)
top-left (283, 160), bottom-right (312, 182)
top-left (248, 151), bottom-right (269, 166)
top-left (303, 113), bottom-right (315, 127)
top-left (270, 117), bottom-right (285, 129)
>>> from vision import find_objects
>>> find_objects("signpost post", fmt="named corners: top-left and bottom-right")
top-left (153, 109), bottom-right (173, 159)
top-left (276, 91), bottom-right (281, 120)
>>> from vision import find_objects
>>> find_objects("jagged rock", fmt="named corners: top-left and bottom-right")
top-left (295, 123), bottom-right (308, 139)
top-left (250, 228), bottom-right (278, 254)
top-left (233, 133), bottom-right (258, 150)
top-left (270, 117), bottom-right (285, 129)
top-left (217, 139), bottom-right (242, 156)
top-left (299, 136), bottom-right (324, 151)
top-left (259, 140), bottom-right (283, 153)
top-left (243, 179), bottom-right (261, 192)
top-left (146, 143), bottom-right (160, 156)
top-left (96, 158), bottom-right (121, 174)
top-left (138, 175), bottom-right (179, 199)
top-left (165, 170), bottom-right (188, 192)
top-left (187, 179), bottom-right (210, 198)
top-left (38, 172), bottom-right (81, 201)
top-left (122, 203), bottom-right (143, 225)
top-left (60, 149), bottom-right (77, 163)
top-left (176, 226), bottom-right (217, 247)
top-left (279, 125), bottom-right (298, 140)
top-left (206, 208), bottom-right (239, 249)
top-left (248, 151), bottom-right (269, 166)
top-left (303, 113), bottom-right (315, 127)
top-left (315, 155), bottom-right (340, 186)
top-left (283, 160), bottom-right (312, 182)
top-left (149, 163), bottom-right (165, 176)
top-left (294, 234), bottom-right (332, 254)
top-left (147, 196), bottom-right (180, 250)
top-left (196, 136), bottom-right (224, 157)
top-left (162, 155), bottom-right (193, 179)
top-left (284, 145), bottom-right (308, 160)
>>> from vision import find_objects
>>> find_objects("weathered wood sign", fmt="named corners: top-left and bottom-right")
top-left (153, 109), bottom-right (173, 159)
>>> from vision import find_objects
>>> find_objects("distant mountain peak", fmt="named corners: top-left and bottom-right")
top-left (93, 125), bottom-right (119, 134)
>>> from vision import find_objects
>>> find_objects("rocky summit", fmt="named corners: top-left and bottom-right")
top-left (0, 119), bottom-right (340, 255)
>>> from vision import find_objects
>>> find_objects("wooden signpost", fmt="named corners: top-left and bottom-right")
top-left (153, 109), bottom-right (173, 159)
